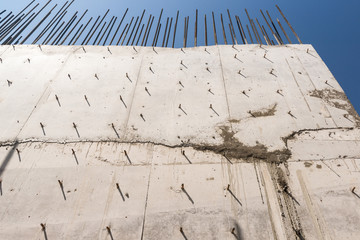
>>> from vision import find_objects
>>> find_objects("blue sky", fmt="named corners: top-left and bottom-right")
top-left (1, 0), bottom-right (360, 112)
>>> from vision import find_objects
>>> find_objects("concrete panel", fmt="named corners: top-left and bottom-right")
top-left (0, 44), bottom-right (359, 239)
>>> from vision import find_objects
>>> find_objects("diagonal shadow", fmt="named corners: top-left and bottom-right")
top-left (116, 183), bottom-right (125, 201)
top-left (180, 228), bottom-right (188, 240)
top-left (182, 188), bottom-right (194, 204)
top-left (182, 151), bottom-right (192, 164)
top-left (0, 141), bottom-right (19, 177)
top-left (227, 187), bottom-right (242, 206)
top-left (71, 149), bottom-right (78, 165)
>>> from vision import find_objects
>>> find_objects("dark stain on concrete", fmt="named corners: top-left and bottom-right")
top-left (193, 126), bottom-right (291, 163)
top-left (310, 89), bottom-right (360, 126)
top-left (251, 104), bottom-right (277, 118)
top-left (304, 162), bottom-right (313, 168)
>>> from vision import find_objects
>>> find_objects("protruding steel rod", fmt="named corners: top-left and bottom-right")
top-left (237, 15), bottom-right (247, 44)
top-left (68, 23), bottom-right (83, 45)
top-left (144, 16), bottom-right (154, 46)
top-left (98, 16), bottom-right (114, 45)
top-left (152, 8), bottom-right (163, 47)
top-left (255, 18), bottom-right (267, 45)
top-left (204, 14), bottom-right (208, 46)
top-left (277, 18), bottom-right (291, 44)
top-left (5, 2), bottom-right (39, 44)
top-left (116, 23), bottom-right (128, 45)
top-left (121, 17), bottom-right (133, 45)
top-left (246, 24), bottom-right (253, 43)
top-left (228, 24), bottom-right (234, 45)
top-left (103, 16), bottom-right (116, 45)
top-left (154, 23), bottom-right (162, 47)
top-left (110, 8), bottom-right (128, 45)
top-left (162, 17), bottom-right (169, 47)
top-left (72, 17), bottom-right (92, 45)
top-left (260, 9), bottom-right (280, 45)
top-left (21, 2), bottom-right (56, 44)
top-left (194, 9), bottom-right (198, 47)
top-left (126, 16), bottom-right (138, 45)
top-left (235, 16), bottom-right (245, 44)
top-left (45, 20), bottom-right (65, 45)
top-left (262, 25), bottom-right (272, 45)
top-left (12, 0), bottom-right (52, 44)
top-left (53, 12), bottom-right (77, 45)
top-left (43, 11), bottom-right (66, 44)
top-left (220, 14), bottom-right (227, 45)
top-left (183, 17), bottom-right (186, 48)
top-left (276, 5), bottom-right (301, 43)
top-left (131, 10), bottom-right (145, 45)
top-left (211, 12), bottom-right (218, 45)
top-left (82, 15), bottom-right (99, 45)
top-left (33, 0), bottom-right (71, 44)
top-left (245, 9), bottom-right (259, 44)
top-left (93, 21), bottom-right (107, 45)
top-left (87, 9), bottom-right (109, 45)
top-left (227, 9), bottom-right (237, 44)
top-left (252, 19), bottom-right (262, 45)
top-left (165, 17), bottom-right (173, 47)
top-left (172, 11), bottom-right (179, 48)
top-left (61, 9), bottom-right (88, 45)
top-left (266, 10), bottom-right (283, 44)
top-left (135, 23), bottom-right (144, 45)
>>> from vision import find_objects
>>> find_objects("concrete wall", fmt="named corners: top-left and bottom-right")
top-left (0, 44), bottom-right (359, 239)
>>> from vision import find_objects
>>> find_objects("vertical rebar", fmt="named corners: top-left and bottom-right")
top-left (144, 16), bottom-right (154, 46)
top-left (81, 15), bottom-right (99, 45)
top-left (194, 9), bottom-right (198, 47)
top-left (276, 5), bottom-right (301, 43)
top-left (162, 17), bottom-right (169, 47)
top-left (165, 17), bottom-right (173, 47)
top-left (43, 10), bottom-right (66, 44)
top-left (121, 17), bottom-right (133, 45)
top-left (227, 9), bottom-right (237, 44)
top-left (72, 17), bottom-right (92, 45)
top-left (152, 8), bottom-right (163, 47)
top-left (277, 18), bottom-right (291, 44)
top-left (61, 10), bottom-right (88, 45)
top-left (204, 14), bottom-right (208, 46)
top-left (109, 8), bottom-right (128, 45)
top-left (220, 14), bottom-right (227, 45)
top-left (135, 24), bottom-right (144, 45)
top-left (212, 12), bottom-right (218, 45)
top-left (98, 16), bottom-right (114, 45)
top-left (126, 16), bottom-right (139, 45)
top-left (172, 11), bottom-right (179, 48)
top-left (260, 10), bottom-right (280, 45)
top-left (93, 21), bottom-right (107, 45)
top-left (21, 2), bottom-right (56, 44)
top-left (116, 23), bottom-right (128, 45)
top-left (131, 10), bottom-right (145, 45)
top-left (103, 16), bottom-right (117, 45)
top-left (246, 24), bottom-right (253, 43)
top-left (141, 14), bottom-right (152, 46)
top-left (266, 10), bottom-right (283, 44)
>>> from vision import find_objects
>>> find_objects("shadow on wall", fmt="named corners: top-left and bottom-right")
top-left (0, 140), bottom-right (19, 177)
top-left (231, 219), bottom-right (244, 240)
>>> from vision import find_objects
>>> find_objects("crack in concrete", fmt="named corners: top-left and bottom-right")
top-left (1, 127), bottom-right (358, 164)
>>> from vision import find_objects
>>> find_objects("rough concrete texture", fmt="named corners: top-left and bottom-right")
top-left (0, 44), bottom-right (359, 239)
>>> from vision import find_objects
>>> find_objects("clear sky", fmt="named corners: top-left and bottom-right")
top-left (1, 0), bottom-right (360, 112)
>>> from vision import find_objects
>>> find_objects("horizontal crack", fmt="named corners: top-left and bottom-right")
top-left (0, 127), bottom-right (358, 164)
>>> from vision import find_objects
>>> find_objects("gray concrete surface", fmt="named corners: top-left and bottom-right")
top-left (0, 44), bottom-right (359, 239)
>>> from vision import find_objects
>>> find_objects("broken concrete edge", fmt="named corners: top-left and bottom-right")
top-left (2, 127), bottom-right (358, 165)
